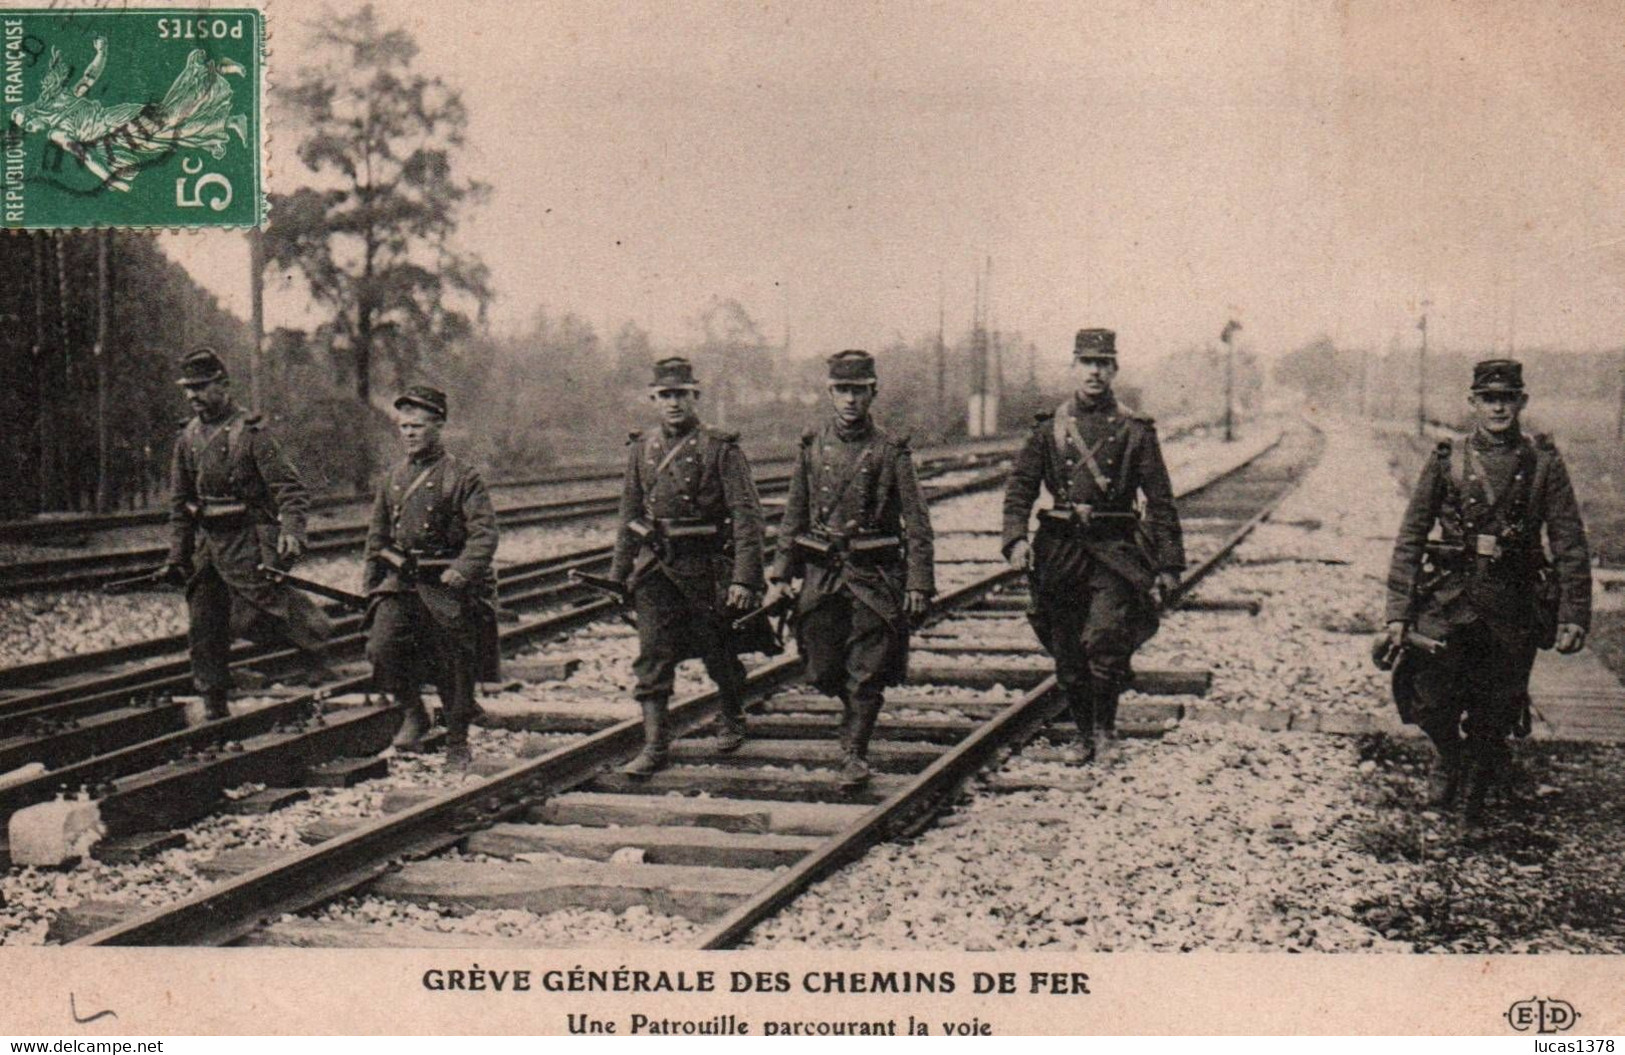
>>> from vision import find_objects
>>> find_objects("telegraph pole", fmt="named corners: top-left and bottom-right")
top-left (94, 229), bottom-right (114, 514)
top-left (1220, 319), bottom-right (1241, 442)
top-left (935, 273), bottom-right (946, 427)
top-left (248, 228), bottom-right (265, 411)
top-left (1616, 354), bottom-right (1625, 440)
top-left (1416, 300), bottom-right (1430, 437)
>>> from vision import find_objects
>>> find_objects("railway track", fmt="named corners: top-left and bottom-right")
top-left (0, 448), bottom-right (1006, 702)
top-left (0, 444), bottom-right (1021, 594)
top-left (61, 420), bottom-right (1319, 948)
top-left (0, 454), bottom-right (1014, 872)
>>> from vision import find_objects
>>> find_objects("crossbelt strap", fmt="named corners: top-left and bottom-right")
top-left (813, 437), bottom-right (877, 531)
top-left (1052, 401), bottom-right (1116, 496)
top-left (391, 461), bottom-right (440, 534)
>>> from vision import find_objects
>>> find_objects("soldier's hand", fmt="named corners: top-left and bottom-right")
top-left (440, 567), bottom-right (469, 590)
top-left (1154, 571), bottom-right (1182, 607)
top-left (726, 584), bottom-right (758, 610)
top-left (1555, 623), bottom-right (1586, 654)
top-left (1385, 621), bottom-right (1408, 649)
top-left (764, 579), bottom-right (798, 607)
top-left (904, 590), bottom-right (931, 620)
top-left (157, 562), bottom-right (188, 586)
top-left (1006, 539), bottom-right (1032, 571)
top-left (276, 533), bottom-right (306, 562)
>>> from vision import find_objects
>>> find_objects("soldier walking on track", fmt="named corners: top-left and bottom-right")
top-left (160, 348), bottom-right (335, 721)
top-left (364, 386), bottom-right (501, 768)
top-left (610, 358), bottom-right (769, 778)
top-left (1001, 329), bottom-right (1184, 764)
top-left (1383, 359), bottom-right (1591, 822)
top-left (763, 350), bottom-right (935, 789)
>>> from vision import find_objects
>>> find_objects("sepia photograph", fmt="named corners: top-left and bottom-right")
top-left (0, 0), bottom-right (1622, 1037)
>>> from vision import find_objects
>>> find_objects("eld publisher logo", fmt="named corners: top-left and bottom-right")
top-left (1506, 997), bottom-right (1581, 1034)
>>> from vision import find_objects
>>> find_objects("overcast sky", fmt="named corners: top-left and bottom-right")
top-left (163, 0), bottom-right (1625, 372)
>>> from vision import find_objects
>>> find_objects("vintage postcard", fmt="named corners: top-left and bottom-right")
top-left (0, 0), bottom-right (1623, 1039)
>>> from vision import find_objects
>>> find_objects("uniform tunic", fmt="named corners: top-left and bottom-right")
top-left (165, 404), bottom-right (332, 693)
top-left (608, 421), bottom-right (767, 703)
top-left (1000, 393), bottom-right (1184, 688)
top-left (772, 419), bottom-right (935, 700)
top-left (363, 448), bottom-right (501, 700)
top-left (1386, 426), bottom-right (1590, 739)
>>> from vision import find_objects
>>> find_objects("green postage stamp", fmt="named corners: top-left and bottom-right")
top-left (1, 6), bottom-right (263, 229)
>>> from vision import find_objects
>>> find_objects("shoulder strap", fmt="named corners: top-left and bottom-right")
top-left (225, 413), bottom-right (251, 471)
top-left (814, 435), bottom-right (880, 530)
top-left (654, 435), bottom-right (690, 477)
top-left (1054, 401), bottom-right (1118, 495)
top-left (394, 459), bottom-right (440, 518)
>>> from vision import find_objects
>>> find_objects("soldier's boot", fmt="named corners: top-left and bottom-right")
top-left (1424, 736), bottom-right (1464, 808)
top-left (1462, 739), bottom-right (1496, 824)
top-left (444, 739), bottom-right (473, 770)
top-left (840, 695), bottom-right (883, 788)
top-left (390, 685), bottom-right (432, 751)
top-left (621, 698), bottom-right (671, 778)
top-left (443, 711), bottom-right (474, 771)
top-left (299, 651), bottom-right (341, 688)
top-left (1063, 683), bottom-right (1096, 766)
top-left (714, 695), bottom-right (747, 754)
top-left (1091, 675), bottom-right (1122, 762)
top-left (1489, 739), bottom-right (1531, 805)
top-left (202, 689), bottom-right (231, 722)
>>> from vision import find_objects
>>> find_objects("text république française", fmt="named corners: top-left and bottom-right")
top-left (420, 966), bottom-right (1091, 996)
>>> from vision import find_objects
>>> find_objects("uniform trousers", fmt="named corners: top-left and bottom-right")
top-left (799, 587), bottom-right (895, 708)
top-left (366, 591), bottom-right (478, 735)
top-left (187, 562), bottom-right (330, 694)
top-left (1411, 618), bottom-right (1536, 746)
top-left (1042, 564), bottom-right (1139, 692)
top-left (631, 572), bottom-right (746, 703)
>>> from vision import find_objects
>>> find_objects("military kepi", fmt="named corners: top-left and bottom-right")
top-left (1074, 328), bottom-right (1117, 361)
top-left (394, 384), bottom-right (449, 419)
top-left (175, 347), bottom-right (228, 386)
top-left (1471, 358), bottom-right (1524, 394)
top-left (650, 357), bottom-right (701, 391)
top-left (828, 349), bottom-right (878, 385)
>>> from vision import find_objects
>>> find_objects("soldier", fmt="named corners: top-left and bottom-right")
top-left (363, 386), bottom-right (501, 768)
top-left (159, 348), bottom-right (335, 720)
top-left (763, 349), bottom-right (935, 788)
top-left (1384, 359), bottom-right (1590, 821)
top-left (610, 358), bottom-right (768, 777)
top-left (1001, 329), bottom-right (1185, 764)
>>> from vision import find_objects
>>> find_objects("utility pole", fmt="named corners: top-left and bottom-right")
top-left (1220, 319), bottom-right (1241, 442)
top-left (1416, 300), bottom-right (1431, 437)
top-left (1616, 353), bottom-right (1625, 440)
top-left (966, 262), bottom-right (986, 437)
top-left (94, 229), bottom-right (114, 514)
top-left (248, 228), bottom-right (265, 412)
top-left (935, 273), bottom-right (946, 429)
top-left (32, 232), bottom-right (55, 515)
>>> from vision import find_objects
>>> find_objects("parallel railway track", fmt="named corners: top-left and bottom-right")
top-left (65, 420), bottom-right (1319, 948)
top-left (0, 452), bottom-right (1015, 869)
top-left (0, 444), bottom-right (1021, 594)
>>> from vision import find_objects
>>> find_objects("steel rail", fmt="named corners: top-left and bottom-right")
top-left (1, 448), bottom-right (1015, 595)
top-left (0, 461), bottom-right (1008, 714)
top-left (691, 420), bottom-right (1323, 948)
top-left (74, 424), bottom-right (1306, 948)
top-left (0, 467), bottom-right (1015, 833)
top-left (0, 436), bottom-right (1029, 546)
top-left (72, 564), bottom-right (1016, 947)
